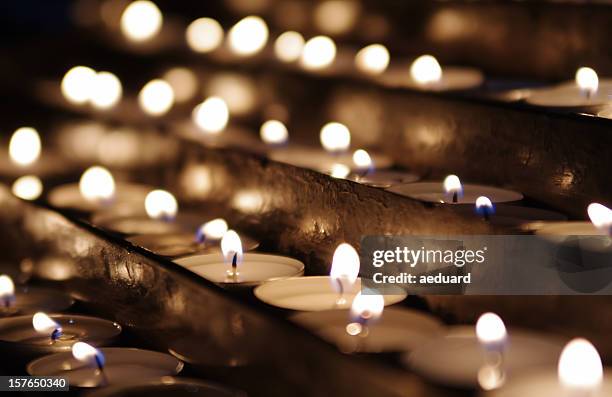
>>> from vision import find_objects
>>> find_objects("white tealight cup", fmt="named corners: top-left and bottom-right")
top-left (387, 182), bottom-right (523, 204)
top-left (48, 182), bottom-right (151, 213)
top-left (254, 276), bottom-right (407, 311)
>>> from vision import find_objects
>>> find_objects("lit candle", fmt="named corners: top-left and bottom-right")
top-left (301, 36), bottom-right (337, 70)
top-left (185, 17), bottom-right (224, 54)
top-left (456, 200), bottom-right (566, 231)
top-left (291, 293), bottom-right (442, 354)
top-left (227, 16), bottom-right (269, 57)
top-left (28, 346), bottom-right (183, 388)
top-left (526, 67), bottom-right (612, 107)
top-left (487, 338), bottom-right (612, 397)
top-left (387, 174), bottom-right (523, 204)
top-left (138, 79), bottom-right (174, 116)
top-left (254, 243), bottom-right (406, 311)
top-left (0, 275), bottom-right (73, 317)
top-left (475, 196), bottom-right (495, 221)
top-left (192, 97), bottom-right (230, 135)
top-left (33, 312), bottom-right (63, 341)
top-left (536, 202), bottom-right (612, 238)
top-left (274, 31), bottom-right (305, 63)
top-left (120, 1), bottom-right (163, 43)
top-left (355, 44), bottom-right (390, 75)
top-left (406, 313), bottom-right (563, 389)
top-left (12, 175), bottom-right (43, 201)
top-left (174, 231), bottom-right (303, 287)
top-left (260, 120), bottom-right (289, 146)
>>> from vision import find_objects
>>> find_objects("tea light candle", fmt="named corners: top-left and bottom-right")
top-left (347, 150), bottom-right (418, 187)
top-left (174, 231), bottom-right (304, 287)
top-left (87, 377), bottom-right (247, 397)
top-left (0, 127), bottom-right (72, 179)
top-left (486, 338), bottom-right (612, 397)
top-left (387, 175), bottom-right (523, 204)
top-left (526, 67), bottom-right (612, 107)
top-left (27, 346), bottom-right (183, 388)
top-left (405, 314), bottom-right (564, 389)
top-left (379, 55), bottom-right (484, 91)
top-left (47, 166), bottom-right (151, 213)
top-left (254, 243), bottom-right (407, 311)
top-left (456, 198), bottom-right (567, 231)
top-left (0, 275), bottom-right (73, 317)
top-left (291, 297), bottom-right (443, 353)
top-left (535, 203), bottom-right (612, 242)
top-left (0, 313), bottom-right (121, 358)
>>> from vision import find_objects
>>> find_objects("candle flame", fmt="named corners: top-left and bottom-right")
top-left (79, 166), bottom-right (116, 203)
top-left (320, 122), bottom-right (351, 153)
top-left (260, 120), bottom-right (289, 145)
top-left (9, 127), bottom-right (41, 166)
top-left (475, 196), bottom-right (495, 217)
top-left (443, 174), bottom-right (462, 195)
top-left (410, 55), bottom-right (443, 85)
top-left (144, 190), bottom-right (178, 220)
top-left (587, 203), bottom-right (612, 233)
top-left (192, 97), bottom-right (230, 134)
top-left (197, 218), bottom-right (228, 242)
top-left (575, 67), bottom-right (599, 96)
top-left (350, 291), bottom-right (384, 321)
top-left (72, 342), bottom-right (105, 367)
top-left (352, 149), bottom-right (372, 170)
top-left (61, 66), bottom-right (96, 105)
top-left (330, 243), bottom-right (360, 292)
top-left (329, 163), bottom-right (351, 179)
top-left (0, 275), bottom-right (15, 306)
top-left (90, 71), bottom-right (122, 110)
top-left (221, 230), bottom-right (243, 266)
top-left (138, 79), bottom-right (174, 116)
top-left (476, 312), bottom-right (507, 346)
top-left (355, 44), bottom-right (390, 75)
top-left (228, 16), bottom-right (269, 56)
top-left (12, 175), bottom-right (43, 201)
top-left (274, 31), bottom-right (304, 63)
top-left (163, 67), bottom-right (198, 103)
top-left (558, 338), bottom-right (603, 391)
top-left (120, 0), bottom-right (163, 42)
top-left (301, 36), bottom-right (337, 70)
top-left (186, 17), bottom-right (224, 53)
top-left (32, 312), bottom-right (62, 336)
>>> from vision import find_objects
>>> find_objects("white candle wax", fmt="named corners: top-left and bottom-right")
top-left (379, 63), bottom-right (484, 92)
top-left (526, 79), bottom-right (612, 107)
top-left (127, 232), bottom-right (259, 258)
top-left (27, 348), bottom-right (183, 388)
top-left (387, 182), bottom-right (523, 204)
top-left (404, 326), bottom-right (564, 389)
top-left (486, 369), bottom-right (612, 397)
top-left (269, 146), bottom-right (393, 175)
top-left (351, 170), bottom-right (420, 188)
top-left (0, 287), bottom-right (73, 317)
top-left (0, 151), bottom-right (72, 179)
top-left (291, 307), bottom-right (443, 353)
top-left (175, 253), bottom-right (304, 286)
top-left (254, 276), bottom-right (407, 311)
top-left (47, 182), bottom-right (151, 213)
top-left (455, 204), bottom-right (567, 231)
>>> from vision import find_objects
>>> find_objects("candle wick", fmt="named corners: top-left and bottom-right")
top-left (483, 208), bottom-right (490, 222)
top-left (334, 278), bottom-right (346, 307)
top-left (94, 355), bottom-right (109, 386)
top-left (452, 191), bottom-right (458, 203)
top-left (51, 328), bottom-right (63, 342)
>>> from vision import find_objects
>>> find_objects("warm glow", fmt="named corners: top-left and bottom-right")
top-left (587, 203), bottom-right (612, 233)
top-left (476, 312), bottom-right (507, 346)
top-left (207, 73), bottom-right (256, 116)
top-left (314, 0), bottom-right (360, 35)
top-left (61, 66), bottom-right (96, 105)
top-left (352, 149), bottom-right (372, 170)
top-left (186, 17), bottom-right (224, 53)
top-left (355, 44), bottom-right (389, 75)
top-left (575, 67), bottom-right (599, 95)
top-left (138, 79), bottom-right (174, 116)
top-left (90, 71), bottom-right (122, 109)
top-left (163, 67), bottom-right (198, 103)
top-left (320, 122), bottom-right (351, 153)
top-left (12, 175), bottom-right (43, 201)
top-left (350, 291), bottom-right (384, 321)
top-left (301, 36), bottom-right (336, 70)
top-left (192, 97), bottom-right (229, 134)
top-left (329, 163), bottom-right (351, 179)
top-left (330, 243), bottom-right (360, 289)
top-left (476, 196), bottom-right (493, 210)
top-left (410, 55), bottom-right (443, 85)
top-left (72, 342), bottom-right (104, 366)
top-left (9, 127), bottom-right (41, 166)
top-left (228, 16), bottom-right (269, 56)
top-left (443, 174), bottom-right (462, 194)
top-left (79, 166), bottom-right (115, 203)
top-left (198, 218), bottom-right (228, 241)
top-left (221, 230), bottom-right (243, 265)
top-left (274, 31), bottom-right (304, 63)
top-left (120, 0), bottom-right (163, 42)
top-left (32, 312), bottom-right (61, 335)
top-left (260, 120), bottom-right (288, 145)
top-left (558, 338), bottom-right (603, 391)
top-left (0, 275), bottom-right (15, 303)
top-left (144, 189), bottom-right (178, 220)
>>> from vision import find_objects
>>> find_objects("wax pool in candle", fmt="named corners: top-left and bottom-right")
top-left (127, 232), bottom-right (259, 258)
top-left (455, 203), bottom-right (567, 231)
top-left (387, 176), bottom-right (523, 204)
top-left (88, 377), bottom-right (247, 397)
top-left (526, 68), bottom-right (612, 107)
top-left (0, 280), bottom-right (73, 317)
top-left (27, 347), bottom-right (183, 388)
top-left (350, 169), bottom-right (420, 188)
top-left (291, 306), bottom-right (443, 353)
top-left (404, 325), bottom-right (564, 389)
top-left (0, 314), bottom-right (121, 357)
